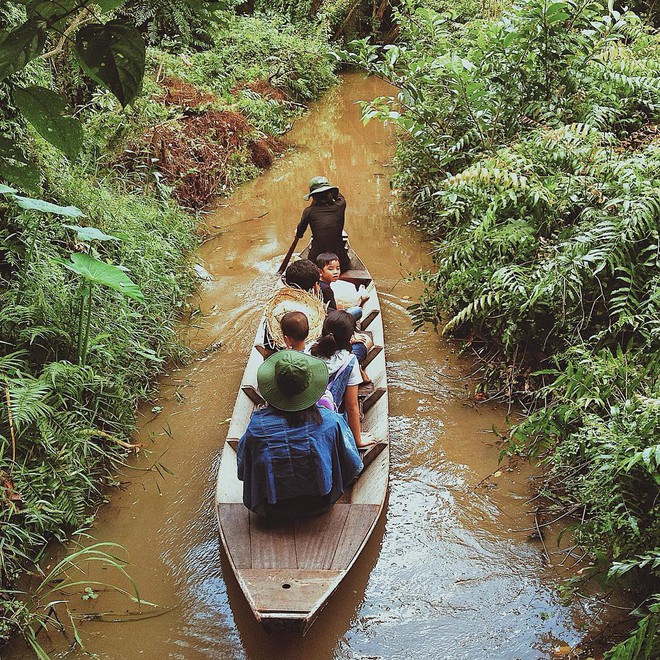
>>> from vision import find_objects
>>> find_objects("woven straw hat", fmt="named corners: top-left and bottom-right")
top-left (265, 287), bottom-right (326, 349)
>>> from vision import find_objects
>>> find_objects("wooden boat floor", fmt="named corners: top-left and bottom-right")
top-left (218, 502), bottom-right (379, 572)
top-left (240, 568), bottom-right (343, 613)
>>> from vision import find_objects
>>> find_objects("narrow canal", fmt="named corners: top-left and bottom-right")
top-left (13, 74), bottom-right (608, 659)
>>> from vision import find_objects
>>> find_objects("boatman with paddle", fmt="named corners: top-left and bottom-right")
top-left (279, 176), bottom-right (351, 275)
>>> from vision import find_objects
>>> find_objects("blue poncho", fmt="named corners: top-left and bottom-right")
top-left (237, 406), bottom-right (362, 515)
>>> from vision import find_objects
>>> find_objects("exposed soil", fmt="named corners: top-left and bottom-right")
top-left (158, 76), bottom-right (216, 108)
top-left (117, 77), bottom-right (284, 209)
top-left (617, 123), bottom-right (659, 152)
top-left (249, 135), bottom-right (283, 169)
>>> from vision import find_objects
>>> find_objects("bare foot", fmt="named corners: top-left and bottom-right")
top-left (360, 368), bottom-right (372, 385)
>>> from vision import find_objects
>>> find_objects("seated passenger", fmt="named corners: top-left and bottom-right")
top-left (315, 252), bottom-right (364, 320)
top-left (237, 350), bottom-right (362, 518)
top-left (284, 258), bottom-right (321, 294)
top-left (262, 259), bottom-right (323, 353)
top-left (310, 311), bottom-right (375, 448)
top-left (316, 252), bottom-right (369, 310)
top-left (281, 310), bottom-right (309, 351)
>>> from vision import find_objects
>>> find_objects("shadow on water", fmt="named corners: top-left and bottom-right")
top-left (6, 73), bottom-right (614, 660)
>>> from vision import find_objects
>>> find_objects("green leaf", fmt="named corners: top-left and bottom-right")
top-left (502, 31), bottom-right (519, 47)
top-left (0, 184), bottom-right (17, 195)
top-left (546, 1), bottom-right (567, 13)
top-left (546, 10), bottom-right (569, 23)
top-left (14, 195), bottom-right (85, 217)
top-left (62, 253), bottom-right (144, 301)
top-left (27, 0), bottom-right (77, 30)
top-left (95, 0), bottom-right (127, 11)
top-left (0, 137), bottom-right (40, 192)
top-left (134, 347), bottom-right (163, 362)
top-left (63, 224), bottom-right (120, 242)
top-left (75, 20), bottom-right (146, 107)
top-left (13, 86), bottom-right (83, 160)
top-left (546, 1), bottom-right (569, 22)
top-left (0, 19), bottom-right (47, 82)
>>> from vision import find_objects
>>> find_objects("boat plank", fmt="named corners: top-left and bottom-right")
top-left (360, 309), bottom-right (380, 330)
top-left (251, 515), bottom-right (297, 569)
top-left (217, 503), bottom-right (252, 569)
top-left (242, 385), bottom-right (265, 406)
top-left (216, 444), bottom-right (242, 503)
top-left (330, 504), bottom-right (379, 569)
top-left (351, 452), bottom-right (389, 504)
top-left (239, 568), bottom-right (343, 613)
top-left (361, 345), bottom-right (382, 370)
top-left (362, 387), bottom-right (386, 415)
top-left (294, 504), bottom-right (350, 570)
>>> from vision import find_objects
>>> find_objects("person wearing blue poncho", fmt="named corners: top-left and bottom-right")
top-left (237, 350), bottom-right (362, 518)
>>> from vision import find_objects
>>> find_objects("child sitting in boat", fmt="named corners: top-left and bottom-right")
top-left (262, 259), bottom-right (324, 354)
top-left (237, 350), bottom-right (362, 518)
top-left (281, 311), bottom-right (308, 351)
top-left (310, 311), bottom-right (376, 448)
top-left (315, 252), bottom-right (367, 321)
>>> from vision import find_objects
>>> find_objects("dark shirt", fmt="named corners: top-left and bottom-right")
top-left (296, 193), bottom-right (351, 271)
top-left (319, 280), bottom-right (337, 310)
top-left (237, 406), bottom-right (362, 516)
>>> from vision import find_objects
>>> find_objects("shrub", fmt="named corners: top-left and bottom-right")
top-left (344, 0), bottom-right (660, 653)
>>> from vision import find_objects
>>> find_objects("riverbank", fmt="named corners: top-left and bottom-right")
top-left (0, 7), bottom-right (338, 650)
top-left (344, 1), bottom-right (660, 655)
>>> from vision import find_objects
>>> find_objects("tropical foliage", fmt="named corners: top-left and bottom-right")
top-left (0, 0), bottom-right (339, 652)
top-left (344, 0), bottom-right (660, 654)
top-left (251, 0), bottom-right (395, 39)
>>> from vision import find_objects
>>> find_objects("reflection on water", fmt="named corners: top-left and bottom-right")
top-left (7, 74), bottom-right (604, 660)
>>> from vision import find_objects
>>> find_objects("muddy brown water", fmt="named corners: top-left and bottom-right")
top-left (8, 74), bottom-right (612, 659)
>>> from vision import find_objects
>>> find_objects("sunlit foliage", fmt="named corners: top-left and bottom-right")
top-left (344, 0), bottom-right (660, 654)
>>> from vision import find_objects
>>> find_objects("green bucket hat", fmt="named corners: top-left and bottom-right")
top-left (304, 175), bottom-right (339, 200)
top-left (257, 350), bottom-right (329, 411)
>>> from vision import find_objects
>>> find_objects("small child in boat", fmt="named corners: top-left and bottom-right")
top-left (280, 311), bottom-right (309, 351)
top-left (315, 253), bottom-right (369, 320)
top-left (262, 260), bottom-right (321, 354)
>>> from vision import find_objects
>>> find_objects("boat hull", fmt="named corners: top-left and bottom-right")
top-left (215, 242), bottom-right (389, 634)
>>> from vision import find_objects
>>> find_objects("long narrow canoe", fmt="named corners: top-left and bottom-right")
top-left (215, 240), bottom-right (389, 634)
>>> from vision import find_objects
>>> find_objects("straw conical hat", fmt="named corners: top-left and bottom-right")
top-left (265, 287), bottom-right (326, 349)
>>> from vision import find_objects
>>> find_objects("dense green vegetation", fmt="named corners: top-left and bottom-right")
top-left (345, 0), bottom-right (659, 654)
top-left (0, 1), bottom-right (339, 652)
top-left (1, 0), bottom-right (658, 655)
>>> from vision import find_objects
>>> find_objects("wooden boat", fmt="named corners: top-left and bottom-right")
top-left (214, 239), bottom-right (389, 634)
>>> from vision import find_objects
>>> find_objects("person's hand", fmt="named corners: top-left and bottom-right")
top-left (356, 432), bottom-right (378, 449)
top-left (352, 332), bottom-right (373, 349)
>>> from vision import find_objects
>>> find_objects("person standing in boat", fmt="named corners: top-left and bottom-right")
top-left (296, 176), bottom-right (351, 273)
top-left (237, 351), bottom-right (362, 518)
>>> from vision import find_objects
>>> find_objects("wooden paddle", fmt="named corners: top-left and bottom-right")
top-left (277, 235), bottom-right (300, 274)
